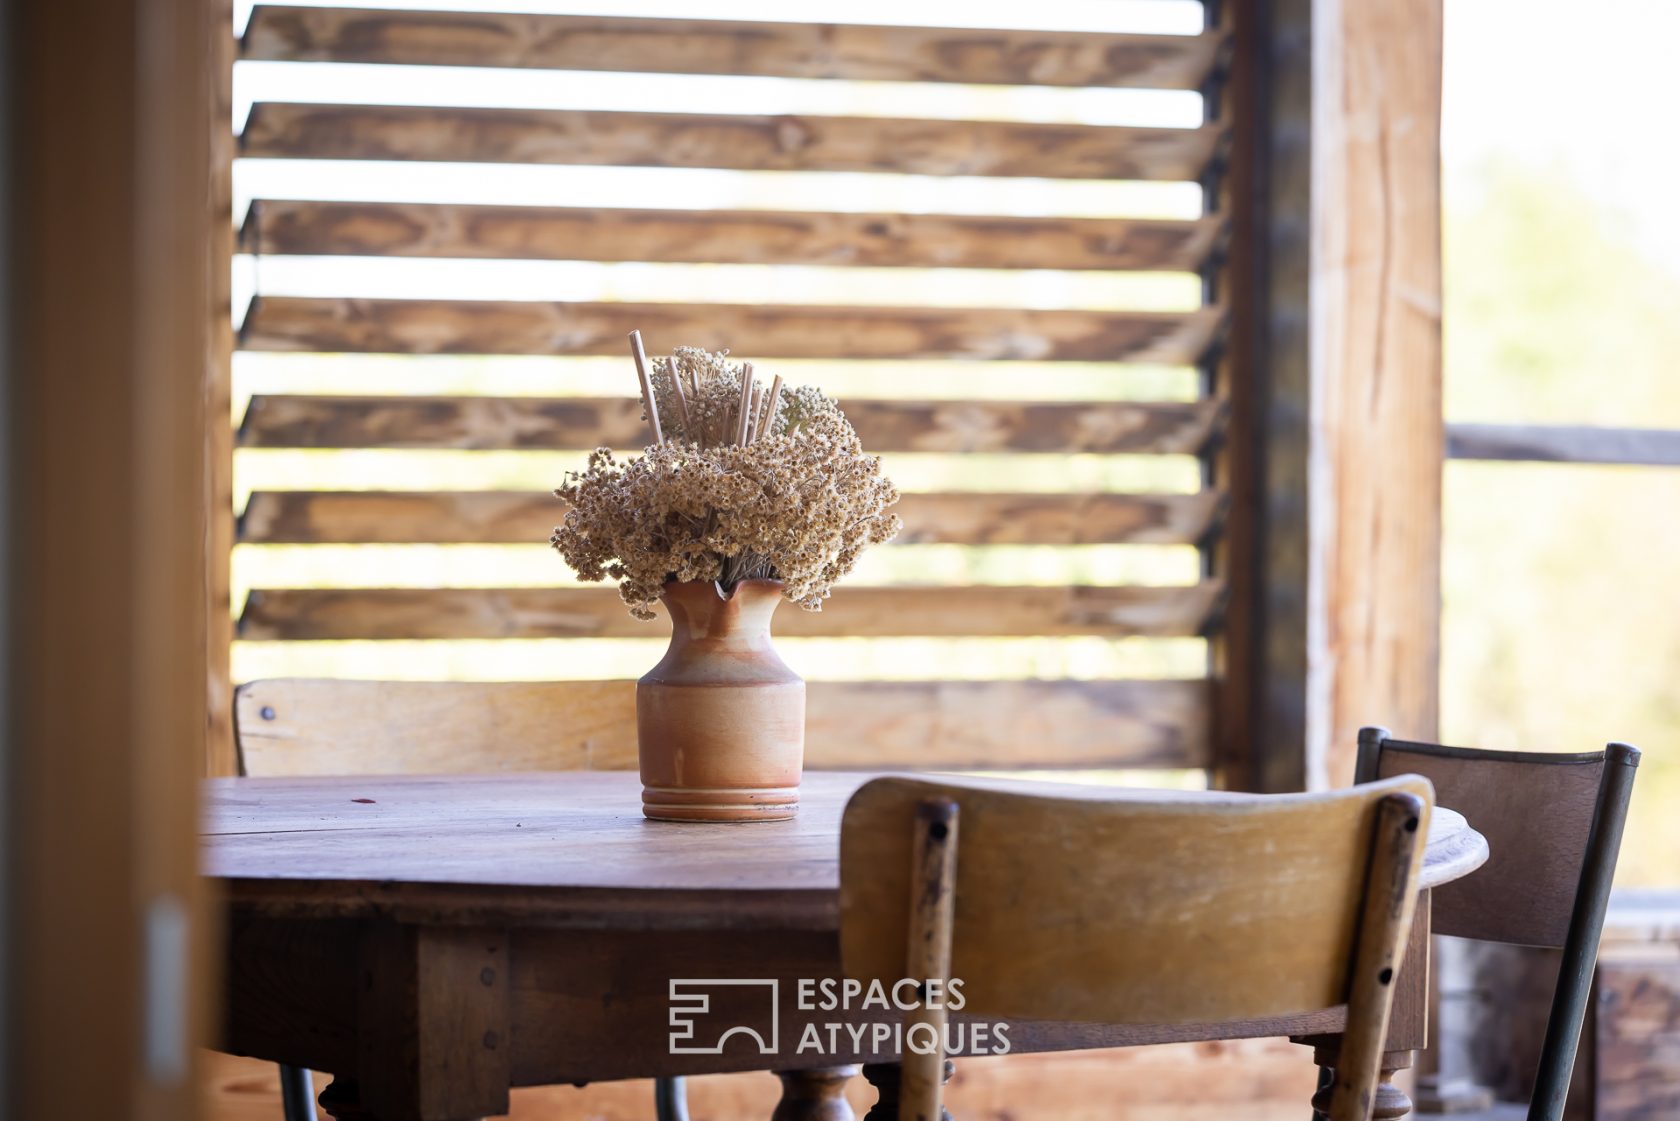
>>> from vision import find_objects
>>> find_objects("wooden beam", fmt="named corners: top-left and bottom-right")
top-left (237, 297), bottom-right (1224, 363)
top-left (242, 7), bottom-right (1227, 90)
top-left (206, 0), bottom-right (236, 777)
top-left (237, 490), bottom-right (1225, 546)
top-left (240, 103), bottom-right (1227, 182)
top-left (1309, 0), bottom-right (1444, 786)
top-left (235, 584), bottom-right (1225, 640)
top-left (237, 395), bottom-right (1225, 455)
top-left (1446, 424), bottom-right (1680, 467)
top-left (233, 678), bottom-right (1213, 774)
top-left (5, 0), bottom-right (214, 1111)
top-left (240, 201), bottom-right (1227, 273)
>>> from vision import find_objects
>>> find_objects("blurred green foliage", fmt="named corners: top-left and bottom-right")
top-left (1442, 159), bottom-right (1680, 884)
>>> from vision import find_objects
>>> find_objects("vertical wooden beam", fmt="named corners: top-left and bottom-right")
top-left (1307, 0), bottom-right (1444, 786)
top-left (3, 0), bottom-right (212, 1116)
top-left (205, 0), bottom-right (235, 776)
top-left (1211, 0), bottom-right (1313, 793)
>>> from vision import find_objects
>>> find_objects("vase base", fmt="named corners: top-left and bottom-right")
top-left (641, 785), bottom-right (800, 823)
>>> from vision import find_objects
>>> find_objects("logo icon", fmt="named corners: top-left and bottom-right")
top-left (668, 979), bottom-right (779, 1055)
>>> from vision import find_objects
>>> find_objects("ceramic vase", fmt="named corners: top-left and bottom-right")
top-left (636, 578), bottom-right (805, 822)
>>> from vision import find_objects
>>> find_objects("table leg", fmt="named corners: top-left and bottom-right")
top-left (773, 1066), bottom-right (862, 1121)
top-left (1309, 1047), bottom-right (1416, 1121)
top-left (861, 1060), bottom-right (954, 1121)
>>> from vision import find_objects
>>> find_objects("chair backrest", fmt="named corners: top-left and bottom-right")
top-left (1356, 728), bottom-right (1639, 948)
top-left (233, 678), bottom-right (638, 776)
top-left (1356, 727), bottom-right (1639, 1121)
top-left (840, 774), bottom-right (1433, 1026)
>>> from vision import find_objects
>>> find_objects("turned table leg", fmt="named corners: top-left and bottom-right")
top-left (861, 1060), bottom-right (955, 1121)
top-left (1309, 1046), bottom-right (1417, 1121)
top-left (773, 1066), bottom-right (863, 1121)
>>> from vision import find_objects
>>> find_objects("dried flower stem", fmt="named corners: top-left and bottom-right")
top-left (628, 331), bottom-right (664, 444)
top-left (758, 375), bottom-right (784, 441)
top-left (735, 362), bottom-right (755, 445)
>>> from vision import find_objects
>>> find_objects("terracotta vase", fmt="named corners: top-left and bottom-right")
top-left (637, 579), bottom-right (805, 822)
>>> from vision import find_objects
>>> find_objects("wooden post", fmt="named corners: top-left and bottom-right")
top-left (205, 0), bottom-right (236, 776)
top-left (1306, 0), bottom-right (1445, 786)
top-left (3, 0), bottom-right (214, 1113)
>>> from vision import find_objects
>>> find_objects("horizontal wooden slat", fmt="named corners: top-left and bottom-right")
top-left (1446, 423), bottom-right (1680, 467)
top-left (234, 677), bottom-right (1212, 773)
top-left (238, 490), bottom-right (1224, 546)
top-left (238, 395), bottom-right (1223, 455)
top-left (236, 584), bottom-right (1225, 639)
top-left (242, 7), bottom-right (1227, 91)
top-left (237, 297), bottom-right (1224, 363)
top-left (240, 103), bottom-right (1226, 181)
top-left (240, 200), bottom-right (1227, 273)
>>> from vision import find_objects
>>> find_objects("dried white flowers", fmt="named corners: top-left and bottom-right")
top-left (551, 337), bottom-right (901, 619)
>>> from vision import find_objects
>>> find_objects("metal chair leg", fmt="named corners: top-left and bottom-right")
top-left (655, 1076), bottom-right (689, 1121)
top-left (279, 1063), bottom-right (318, 1121)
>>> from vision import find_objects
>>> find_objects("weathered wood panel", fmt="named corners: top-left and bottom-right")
top-left (234, 677), bottom-right (1213, 774)
top-left (1309, 0), bottom-right (1444, 786)
top-left (240, 103), bottom-right (1227, 181)
top-left (237, 297), bottom-right (1223, 363)
top-left (240, 200), bottom-right (1226, 273)
top-left (237, 395), bottom-right (1225, 455)
top-left (235, 583), bottom-right (1225, 640)
top-left (242, 7), bottom-right (1227, 90)
top-left (238, 490), bottom-right (1224, 546)
top-left (1447, 424), bottom-right (1680, 467)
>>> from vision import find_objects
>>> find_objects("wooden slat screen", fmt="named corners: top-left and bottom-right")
top-left (231, 2), bottom-right (1236, 773)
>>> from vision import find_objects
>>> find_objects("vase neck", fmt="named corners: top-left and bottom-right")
top-left (662, 580), bottom-right (782, 645)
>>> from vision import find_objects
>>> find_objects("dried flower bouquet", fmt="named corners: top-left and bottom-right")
top-left (552, 334), bottom-right (901, 619)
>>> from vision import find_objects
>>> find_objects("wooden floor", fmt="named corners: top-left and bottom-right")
top-left (205, 1041), bottom-right (1320, 1121)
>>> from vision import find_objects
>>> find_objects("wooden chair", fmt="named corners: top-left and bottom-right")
top-left (232, 678), bottom-right (683, 1121)
top-left (1331, 727), bottom-right (1641, 1121)
top-left (838, 774), bottom-right (1437, 1121)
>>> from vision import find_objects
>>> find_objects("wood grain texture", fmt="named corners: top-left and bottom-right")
top-left (1596, 958), bottom-right (1680, 1121)
top-left (241, 7), bottom-right (1227, 90)
top-left (203, 771), bottom-right (1483, 930)
top-left (1308, 0), bottom-right (1444, 786)
top-left (1369, 740), bottom-right (1607, 948)
top-left (234, 678), bottom-right (1214, 775)
top-left (239, 200), bottom-right (1227, 272)
top-left (206, 0), bottom-right (237, 778)
top-left (237, 394), bottom-right (1224, 455)
top-left (236, 297), bottom-right (1224, 364)
top-left (235, 583), bottom-right (1226, 640)
top-left (237, 490), bottom-right (1224, 546)
top-left (839, 775), bottom-right (1441, 1028)
top-left (1446, 424), bottom-right (1680, 467)
top-left (240, 103), bottom-right (1227, 181)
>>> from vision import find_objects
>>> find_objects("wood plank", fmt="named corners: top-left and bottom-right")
top-left (234, 678), bottom-right (1214, 774)
top-left (240, 103), bottom-right (1227, 181)
top-left (1309, 0), bottom-right (1444, 786)
top-left (1446, 424), bottom-right (1680, 467)
top-left (240, 200), bottom-right (1227, 273)
top-left (234, 583), bottom-right (1225, 640)
top-left (237, 395), bottom-right (1224, 455)
top-left (242, 7), bottom-right (1227, 90)
top-left (207, 0), bottom-right (236, 777)
top-left (237, 296), bottom-right (1223, 364)
top-left (237, 490), bottom-right (1225, 546)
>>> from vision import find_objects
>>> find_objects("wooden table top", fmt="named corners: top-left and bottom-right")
top-left (204, 771), bottom-right (1489, 931)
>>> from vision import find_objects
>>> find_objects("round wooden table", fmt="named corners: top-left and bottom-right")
top-left (205, 771), bottom-right (1489, 1121)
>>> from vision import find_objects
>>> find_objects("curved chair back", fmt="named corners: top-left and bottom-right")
top-left (840, 775), bottom-right (1435, 1121)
